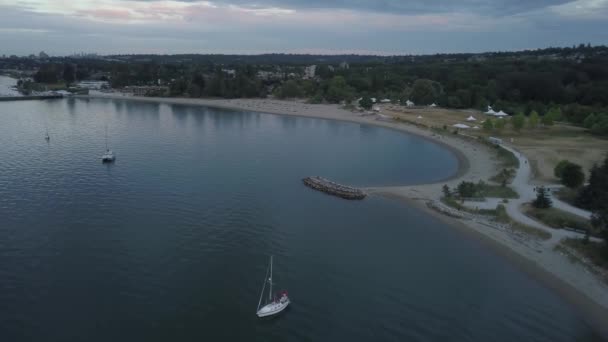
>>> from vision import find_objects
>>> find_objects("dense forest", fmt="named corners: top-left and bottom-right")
top-left (2, 44), bottom-right (608, 133)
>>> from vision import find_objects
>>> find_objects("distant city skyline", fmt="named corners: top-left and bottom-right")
top-left (0, 0), bottom-right (607, 56)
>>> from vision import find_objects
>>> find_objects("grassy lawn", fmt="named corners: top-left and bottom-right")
top-left (511, 222), bottom-right (552, 240)
top-left (385, 106), bottom-right (608, 182)
top-left (477, 184), bottom-right (519, 199)
top-left (496, 146), bottom-right (520, 169)
top-left (489, 168), bottom-right (516, 184)
top-left (440, 196), bottom-right (498, 216)
top-left (441, 198), bottom-right (551, 240)
top-left (554, 187), bottom-right (581, 207)
top-left (560, 238), bottom-right (608, 279)
top-left (524, 205), bottom-right (592, 233)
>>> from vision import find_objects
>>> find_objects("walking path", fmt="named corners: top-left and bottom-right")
top-left (548, 187), bottom-right (593, 220)
top-left (497, 144), bottom-right (595, 245)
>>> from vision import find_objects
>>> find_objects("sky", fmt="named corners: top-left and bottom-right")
top-left (0, 0), bottom-right (607, 56)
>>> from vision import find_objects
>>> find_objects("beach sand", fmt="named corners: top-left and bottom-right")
top-left (85, 94), bottom-right (608, 335)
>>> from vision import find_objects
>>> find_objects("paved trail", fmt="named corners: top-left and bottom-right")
top-left (497, 144), bottom-right (596, 245)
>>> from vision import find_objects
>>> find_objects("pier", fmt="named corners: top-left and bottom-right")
top-left (0, 95), bottom-right (63, 102)
top-left (302, 176), bottom-right (366, 200)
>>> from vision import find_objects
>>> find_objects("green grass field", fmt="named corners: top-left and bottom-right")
top-left (525, 206), bottom-right (592, 233)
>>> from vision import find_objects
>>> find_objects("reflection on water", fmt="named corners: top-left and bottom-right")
top-left (0, 98), bottom-right (604, 342)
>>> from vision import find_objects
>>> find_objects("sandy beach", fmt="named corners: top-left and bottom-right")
top-left (85, 93), bottom-right (608, 334)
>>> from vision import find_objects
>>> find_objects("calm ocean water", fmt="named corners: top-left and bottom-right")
top-left (0, 98), bottom-right (603, 341)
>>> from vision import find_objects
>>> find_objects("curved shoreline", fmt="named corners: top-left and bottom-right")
top-left (78, 94), bottom-right (472, 186)
top-left (81, 94), bottom-right (608, 336)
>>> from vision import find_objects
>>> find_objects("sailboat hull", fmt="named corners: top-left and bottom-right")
top-left (256, 299), bottom-right (290, 317)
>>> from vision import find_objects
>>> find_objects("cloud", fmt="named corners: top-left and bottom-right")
top-left (550, 0), bottom-right (608, 19)
top-left (0, 0), bottom-right (606, 55)
top-left (120, 0), bottom-right (573, 16)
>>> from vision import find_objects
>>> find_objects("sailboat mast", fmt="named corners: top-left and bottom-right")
top-left (268, 255), bottom-right (273, 302)
top-left (105, 126), bottom-right (108, 150)
top-left (257, 260), bottom-right (270, 312)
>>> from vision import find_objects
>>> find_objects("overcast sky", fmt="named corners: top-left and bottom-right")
top-left (0, 0), bottom-right (607, 56)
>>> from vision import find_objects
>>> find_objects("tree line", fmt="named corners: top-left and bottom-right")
top-left (6, 44), bottom-right (608, 134)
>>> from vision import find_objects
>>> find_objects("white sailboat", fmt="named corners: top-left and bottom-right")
top-left (101, 126), bottom-right (115, 163)
top-left (44, 127), bottom-right (50, 141)
top-left (256, 256), bottom-right (290, 318)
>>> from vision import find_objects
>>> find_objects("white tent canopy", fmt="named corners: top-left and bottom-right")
top-left (429, 103), bottom-right (437, 107)
top-left (453, 123), bottom-right (470, 129)
top-left (466, 115), bottom-right (477, 121)
top-left (416, 115), bottom-right (423, 119)
top-left (485, 109), bottom-right (497, 115)
top-left (494, 110), bottom-right (509, 117)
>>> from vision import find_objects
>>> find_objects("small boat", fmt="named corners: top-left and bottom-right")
top-left (101, 126), bottom-right (115, 163)
top-left (45, 126), bottom-right (50, 141)
top-left (101, 149), bottom-right (115, 163)
top-left (256, 256), bottom-right (290, 318)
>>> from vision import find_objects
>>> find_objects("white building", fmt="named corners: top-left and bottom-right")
top-left (406, 100), bottom-right (414, 107)
top-left (304, 65), bottom-right (316, 79)
top-left (222, 69), bottom-right (236, 77)
top-left (77, 80), bottom-right (109, 90)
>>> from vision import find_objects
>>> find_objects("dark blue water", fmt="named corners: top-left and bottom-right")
top-left (0, 98), bottom-right (603, 341)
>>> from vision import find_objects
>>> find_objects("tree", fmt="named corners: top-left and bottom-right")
top-left (511, 112), bottom-right (525, 131)
top-left (457, 181), bottom-right (477, 198)
top-left (590, 114), bottom-right (608, 136)
top-left (169, 78), bottom-right (188, 96)
top-left (591, 206), bottom-right (608, 255)
top-left (583, 113), bottom-right (597, 129)
top-left (33, 64), bottom-right (58, 84)
top-left (483, 118), bottom-right (494, 131)
top-left (62, 63), bottom-right (75, 85)
top-left (528, 110), bottom-right (539, 129)
top-left (554, 160), bottom-right (572, 178)
top-left (410, 79), bottom-right (441, 105)
top-left (533, 186), bottom-right (552, 209)
top-left (275, 80), bottom-right (302, 99)
top-left (576, 157), bottom-right (608, 210)
top-left (541, 111), bottom-right (555, 126)
top-left (442, 184), bottom-right (452, 198)
top-left (560, 162), bottom-right (585, 188)
top-left (326, 76), bottom-right (354, 103)
top-left (359, 96), bottom-right (373, 110)
top-left (187, 83), bottom-right (202, 98)
top-left (495, 118), bottom-right (506, 131)
top-left (192, 73), bottom-right (206, 91)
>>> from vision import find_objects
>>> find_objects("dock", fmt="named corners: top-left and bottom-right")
top-left (302, 176), bottom-right (366, 200)
top-left (0, 95), bottom-right (63, 102)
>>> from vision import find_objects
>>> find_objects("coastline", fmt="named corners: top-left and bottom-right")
top-left (79, 94), bottom-right (475, 185)
top-left (82, 94), bottom-right (608, 335)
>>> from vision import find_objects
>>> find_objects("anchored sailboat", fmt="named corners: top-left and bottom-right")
top-left (101, 125), bottom-right (115, 163)
top-left (44, 127), bottom-right (50, 141)
top-left (256, 256), bottom-right (290, 318)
